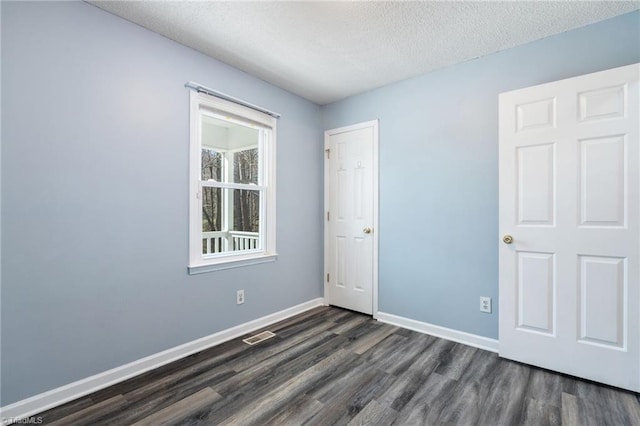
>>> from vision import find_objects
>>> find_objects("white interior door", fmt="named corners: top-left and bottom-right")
top-left (499, 63), bottom-right (640, 391)
top-left (325, 121), bottom-right (378, 315)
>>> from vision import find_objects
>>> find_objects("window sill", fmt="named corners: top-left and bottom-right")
top-left (188, 253), bottom-right (278, 275)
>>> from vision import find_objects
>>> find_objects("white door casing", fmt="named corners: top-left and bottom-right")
top-left (325, 120), bottom-right (379, 316)
top-left (499, 63), bottom-right (640, 391)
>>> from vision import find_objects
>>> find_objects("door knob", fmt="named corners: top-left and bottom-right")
top-left (503, 235), bottom-right (513, 244)
top-left (363, 227), bottom-right (372, 234)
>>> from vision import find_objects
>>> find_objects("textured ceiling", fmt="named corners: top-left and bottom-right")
top-left (89, 1), bottom-right (639, 105)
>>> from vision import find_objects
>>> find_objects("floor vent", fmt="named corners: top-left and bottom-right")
top-left (243, 330), bottom-right (276, 345)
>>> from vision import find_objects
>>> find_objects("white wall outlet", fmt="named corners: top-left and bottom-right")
top-left (480, 296), bottom-right (492, 313)
top-left (237, 289), bottom-right (245, 305)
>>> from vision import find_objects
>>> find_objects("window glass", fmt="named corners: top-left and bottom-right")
top-left (201, 148), bottom-right (222, 181)
top-left (233, 148), bottom-right (259, 185)
top-left (201, 188), bottom-right (261, 255)
top-left (190, 92), bottom-right (275, 271)
top-left (201, 115), bottom-right (260, 184)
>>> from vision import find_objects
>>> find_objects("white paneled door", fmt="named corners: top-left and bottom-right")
top-left (499, 63), bottom-right (640, 391)
top-left (325, 121), bottom-right (378, 315)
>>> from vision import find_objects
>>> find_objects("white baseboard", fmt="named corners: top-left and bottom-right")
top-left (376, 311), bottom-right (499, 353)
top-left (0, 298), bottom-right (324, 425)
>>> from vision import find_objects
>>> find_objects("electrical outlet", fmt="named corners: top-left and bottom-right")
top-left (480, 296), bottom-right (491, 313)
top-left (237, 289), bottom-right (245, 305)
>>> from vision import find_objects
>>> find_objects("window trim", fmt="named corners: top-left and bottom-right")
top-left (188, 91), bottom-right (277, 274)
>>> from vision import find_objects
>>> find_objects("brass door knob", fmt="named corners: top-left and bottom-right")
top-left (503, 235), bottom-right (513, 244)
top-left (363, 227), bottom-right (372, 234)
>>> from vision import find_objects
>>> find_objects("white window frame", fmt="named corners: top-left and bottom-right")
top-left (188, 91), bottom-right (277, 274)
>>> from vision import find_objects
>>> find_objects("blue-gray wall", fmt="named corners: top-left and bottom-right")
top-left (1, 1), bottom-right (323, 405)
top-left (322, 11), bottom-right (640, 340)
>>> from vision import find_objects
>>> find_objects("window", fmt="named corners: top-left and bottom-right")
top-left (188, 91), bottom-right (277, 273)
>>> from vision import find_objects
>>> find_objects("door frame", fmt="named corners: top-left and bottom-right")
top-left (324, 120), bottom-right (380, 318)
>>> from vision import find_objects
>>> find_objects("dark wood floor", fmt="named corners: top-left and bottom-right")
top-left (35, 306), bottom-right (640, 425)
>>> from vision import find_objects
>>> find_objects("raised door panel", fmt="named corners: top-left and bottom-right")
top-left (516, 98), bottom-right (556, 132)
top-left (579, 135), bottom-right (626, 227)
top-left (517, 252), bottom-right (555, 335)
top-left (336, 142), bottom-right (348, 221)
top-left (517, 143), bottom-right (556, 226)
top-left (578, 84), bottom-right (626, 122)
top-left (578, 256), bottom-right (626, 348)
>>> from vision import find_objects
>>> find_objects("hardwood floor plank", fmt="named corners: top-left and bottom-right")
top-left (619, 393), bottom-right (640, 425)
top-left (230, 316), bottom-right (341, 372)
top-left (561, 392), bottom-right (581, 426)
top-left (96, 369), bottom-right (235, 425)
top-left (192, 337), bottom-right (359, 424)
top-left (393, 372), bottom-right (460, 424)
top-left (131, 387), bottom-right (220, 426)
top-left (561, 388), bottom-right (640, 426)
top-left (36, 397), bottom-right (94, 424)
top-left (266, 306), bottom-right (329, 329)
top-left (214, 331), bottom-right (345, 396)
top-left (521, 397), bottom-right (561, 426)
top-left (524, 367), bottom-right (563, 408)
top-left (376, 342), bottom-right (441, 412)
top-left (256, 306), bottom-right (340, 335)
top-left (434, 379), bottom-right (484, 425)
top-left (376, 333), bottom-right (435, 376)
top-left (561, 391), bottom-right (622, 426)
top-left (217, 348), bottom-right (355, 425)
top-left (348, 323), bottom-right (399, 355)
top-left (456, 348), bottom-right (500, 397)
top-left (262, 394), bottom-right (325, 425)
top-left (270, 314), bottom-right (330, 340)
top-left (48, 395), bottom-right (127, 426)
top-left (88, 338), bottom-right (247, 404)
top-left (303, 352), bottom-right (367, 399)
top-left (32, 307), bottom-right (640, 426)
top-left (304, 367), bottom-right (395, 426)
top-left (340, 319), bottom-right (380, 342)
top-left (346, 370), bottom-right (398, 416)
top-left (120, 358), bottom-right (235, 404)
top-left (194, 335), bottom-right (357, 423)
top-left (94, 336), bottom-right (246, 403)
top-left (347, 399), bottom-right (399, 426)
top-left (328, 313), bottom-right (370, 334)
top-left (317, 306), bottom-right (355, 323)
top-left (357, 333), bottom-right (407, 365)
top-left (562, 375), bottom-right (640, 424)
top-left (392, 327), bottom-right (418, 337)
top-left (308, 333), bottom-right (402, 405)
top-left (434, 341), bottom-right (478, 381)
top-left (476, 359), bottom-right (531, 426)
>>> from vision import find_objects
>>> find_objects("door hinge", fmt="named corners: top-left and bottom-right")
top-left (325, 148), bottom-right (330, 159)
top-left (326, 273), bottom-right (330, 282)
top-left (327, 211), bottom-right (330, 221)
